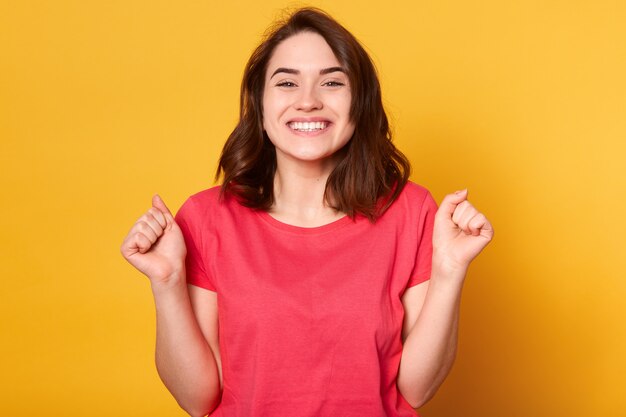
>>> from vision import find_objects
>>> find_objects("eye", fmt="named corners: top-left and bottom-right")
top-left (276, 81), bottom-right (297, 87)
top-left (323, 81), bottom-right (345, 87)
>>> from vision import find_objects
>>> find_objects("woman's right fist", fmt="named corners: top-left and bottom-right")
top-left (120, 195), bottom-right (187, 285)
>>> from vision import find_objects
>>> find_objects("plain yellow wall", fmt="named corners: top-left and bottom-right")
top-left (1, 1), bottom-right (624, 415)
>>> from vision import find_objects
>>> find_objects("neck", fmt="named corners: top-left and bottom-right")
top-left (270, 154), bottom-right (345, 227)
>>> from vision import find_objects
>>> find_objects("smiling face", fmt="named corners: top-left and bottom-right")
top-left (262, 31), bottom-right (355, 170)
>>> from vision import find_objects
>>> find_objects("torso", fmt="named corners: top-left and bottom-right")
top-left (175, 182), bottom-right (437, 417)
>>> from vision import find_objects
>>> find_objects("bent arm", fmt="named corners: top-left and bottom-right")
top-left (397, 267), bottom-right (464, 408)
top-left (152, 277), bottom-right (221, 417)
top-left (398, 189), bottom-right (493, 408)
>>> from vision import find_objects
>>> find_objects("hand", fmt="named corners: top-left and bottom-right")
top-left (120, 195), bottom-right (187, 285)
top-left (432, 189), bottom-right (494, 274)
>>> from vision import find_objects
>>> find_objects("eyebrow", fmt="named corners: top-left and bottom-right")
top-left (270, 66), bottom-right (346, 79)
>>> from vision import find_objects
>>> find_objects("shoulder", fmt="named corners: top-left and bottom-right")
top-left (176, 185), bottom-right (253, 227)
top-left (376, 181), bottom-right (438, 226)
top-left (399, 181), bottom-right (432, 198)
top-left (185, 185), bottom-right (222, 206)
top-left (179, 185), bottom-right (244, 211)
top-left (175, 185), bottom-right (229, 224)
top-left (375, 181), bottom-right (437, 226)
top-left (395, 181), bottom-right (438, 210)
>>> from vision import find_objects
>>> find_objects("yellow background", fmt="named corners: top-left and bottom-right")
top-left (1, 1), bottom-right (624, 415)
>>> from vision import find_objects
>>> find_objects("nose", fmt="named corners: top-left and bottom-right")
top-left (294, 86), bottom-right (322, 111)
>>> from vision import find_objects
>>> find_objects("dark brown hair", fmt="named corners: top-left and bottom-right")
top-left (217, 7), bottom-right (410, 221)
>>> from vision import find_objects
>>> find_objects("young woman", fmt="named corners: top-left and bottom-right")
top-left (121, 8), bottom-right (493, 417)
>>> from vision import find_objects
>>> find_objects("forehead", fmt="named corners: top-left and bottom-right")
top-left (266, 32), bottom-right (343, 75)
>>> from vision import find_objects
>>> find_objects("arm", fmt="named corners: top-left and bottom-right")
top-left (152, 279), bottom-right (221, 417)
top-left (121, 195), bottom-right (221, 417)
top-left (397, 267), bottom-right (464, 408)
top-left (397, 189), bottom-right (493, 408)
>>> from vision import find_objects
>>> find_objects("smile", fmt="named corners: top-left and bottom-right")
top-left (288, 121), bottom-right (328, 132)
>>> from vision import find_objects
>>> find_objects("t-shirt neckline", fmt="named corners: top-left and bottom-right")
top-left (255, 209), bottom-right (355, 235)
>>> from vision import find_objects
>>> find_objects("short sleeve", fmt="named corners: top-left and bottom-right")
top-left (175, 196), bottom-right (217, 292)
top-left (406, 191), bottom-right (438, 288)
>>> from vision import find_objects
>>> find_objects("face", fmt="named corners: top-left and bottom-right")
top-left (262, 31), bottom-right (355, 169)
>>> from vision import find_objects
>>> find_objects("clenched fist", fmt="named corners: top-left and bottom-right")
top-left (120, 195), bottom-right (187, 285)
top-left (433, 189), bottom-right (494, 274)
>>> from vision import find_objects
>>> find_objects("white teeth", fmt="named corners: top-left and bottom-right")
top-left (289, 121), bottom-right (327, 131)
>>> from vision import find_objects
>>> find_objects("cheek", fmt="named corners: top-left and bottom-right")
top-left (261, 106), bottom-right (280, 139)
top-left (332, 92), bottom-right (352, 117)
top-left (262, 112), bottom-right (278, 134)
top-left (262, 93), bottom-right (282, 123)
top-left (261, 86), bottom-right (273, 129)
top-left (261, 103), bottom-right (273, 131)
top-left (343, 123), bottom-right (356, 144)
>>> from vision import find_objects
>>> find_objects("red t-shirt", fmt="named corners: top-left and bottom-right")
top-left (175, 181), bottom-right (437, 417)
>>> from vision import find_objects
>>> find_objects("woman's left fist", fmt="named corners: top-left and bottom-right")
top-left (432, 189), bottom-right (494, 273)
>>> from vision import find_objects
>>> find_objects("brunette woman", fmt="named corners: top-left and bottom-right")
top-left (121, 8), bottom-right (493, 417)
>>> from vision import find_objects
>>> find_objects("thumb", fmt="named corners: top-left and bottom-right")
top-left (152, 194), bottom-right (175, 226)
top-left (437, 189), bottom-right (468, 219)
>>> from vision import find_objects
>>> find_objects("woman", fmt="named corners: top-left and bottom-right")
top-left (121, 8), bottom-right (493, 417)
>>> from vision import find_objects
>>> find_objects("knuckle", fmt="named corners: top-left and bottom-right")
top-left (137, 232), bottom-right (152, 246)
top-left (137, 222), bottom-right (158, 237)
top-left (147, 207), bottom-right (160, 218)
top-left (150, 208), bottom-right (166, 224)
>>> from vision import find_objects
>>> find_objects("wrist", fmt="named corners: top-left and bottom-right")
top-left (150, 269), bottom-right (187, 294)
top-left (149, 273), bottom-right (191, 315)
top-left (432, 251), bottom-right (469, 281)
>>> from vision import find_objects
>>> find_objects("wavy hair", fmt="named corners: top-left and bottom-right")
top-left (216, 7), bottom-right (410, 221)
